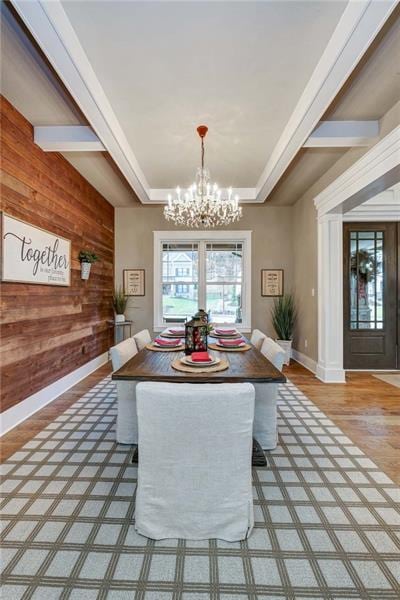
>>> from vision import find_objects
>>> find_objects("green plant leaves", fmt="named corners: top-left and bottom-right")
top-left (271, 294), bottom-right (296, 340)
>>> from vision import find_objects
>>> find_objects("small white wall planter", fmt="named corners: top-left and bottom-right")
top-left (276, 339), bottom-right (292, 365)
top-left (81, 262), bottom-right (91, 280)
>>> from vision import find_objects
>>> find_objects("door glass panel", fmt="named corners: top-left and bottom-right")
top-left (349, 231), bottom-right (384, 329)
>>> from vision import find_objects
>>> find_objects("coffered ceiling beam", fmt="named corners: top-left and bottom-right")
top-left (11, 0), bottom-right (150, 203)
top-left (304, 120), bottom-right (379, 148)
top-left (34, 125), bottom-right (105, 151)
top-left (256, 0), bottom-right (398, 202)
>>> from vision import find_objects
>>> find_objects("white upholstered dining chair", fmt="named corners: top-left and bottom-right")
top-left (253, 337), bottom-right (285, 450)
top-left (250, 329), bottom-right (267, 350)
top-left (133, 329), bottom-right (152, 351)
top-left (134, 382), bottom-right (255, 541)
top-left (109, 338), bottom-right (139, 445)
top-left (260, 337), bottom-right (286, 372)
top-left (110, 337), bottom-right (138, 371)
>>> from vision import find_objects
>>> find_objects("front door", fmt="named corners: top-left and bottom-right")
top-left (343, 222), bottom-right (398, 369)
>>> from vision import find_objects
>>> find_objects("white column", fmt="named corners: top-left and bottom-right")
top-left (316, 213), bottom-right (346, 383)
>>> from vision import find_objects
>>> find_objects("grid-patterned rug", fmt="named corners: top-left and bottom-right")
top-left (1, 376), bottom-right (400, 599)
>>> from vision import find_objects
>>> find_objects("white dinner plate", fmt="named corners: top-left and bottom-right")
top-left (153, 341), bottom-right (182, 348)
top-left (216, 340), bottom-right (246, 348)
top-left (160, 330), bottom-right (186, 338)
top-left (181, 355), bottom-right (220, 368)
top-left (210, 331), bottom-right (241, 339)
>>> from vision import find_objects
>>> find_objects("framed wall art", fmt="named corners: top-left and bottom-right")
top-left (123, 268), bottom-right (145, 296)
top-left (1, 212), bottom-right (71, 286)
top-left (261, 269), bottom-right (284, 297)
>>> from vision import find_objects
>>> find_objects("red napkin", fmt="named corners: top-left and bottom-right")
top-left (169, 328), bottom-right (185, 335)
top-left (219, 338), bottom-right (245, 346)
top-left (191, 351), bottom-right (212, 362)
top-left (155, 337), bottom-right (180, 346)
top-left (215, 328), bottom-right (236, 335)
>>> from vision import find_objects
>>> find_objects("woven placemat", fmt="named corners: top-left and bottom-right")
top-left (171, 358), bottom-right (229, 374)
top-left (208, 343), bottom-right (251, 352)
top-left (146, 344), bottom-right (184, 352)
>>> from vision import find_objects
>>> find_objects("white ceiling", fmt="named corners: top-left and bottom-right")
top-left (2, 1), bottom-right (399, 207)
top-left (60, 0), bottom-right (347, 189)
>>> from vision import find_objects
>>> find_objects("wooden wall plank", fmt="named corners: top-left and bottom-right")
top-left (0, 95), bottom-right (114, 413)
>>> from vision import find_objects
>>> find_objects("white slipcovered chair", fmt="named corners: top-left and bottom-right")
top-left (109, 338), bottom-right (139, 445)
top-left (253, 338), bottom-right (285, 451)
top-left (135, 382), bottom-right (255, 541)
top-left (133, 329), bottom-right (152, 351)
top-left (250, 329), bottom-right (267, 350)
top-left (260, 337), bottom-right (286, 372)
top-left (110, 337), bottom-right (138, 371)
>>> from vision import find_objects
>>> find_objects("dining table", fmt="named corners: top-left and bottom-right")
top-left (113, 336), bottom-right (286, 384)
top-left (112, 336), bottom-right (286, 465)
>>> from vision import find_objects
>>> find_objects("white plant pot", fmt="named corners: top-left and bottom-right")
top-left (115, 313), bottom-right (125, 323)
top-left (276, 339), bottom-right (292, 365)
top-left (81, 262), bottom-right (91, 280)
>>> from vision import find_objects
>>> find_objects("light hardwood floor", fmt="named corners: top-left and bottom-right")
top-left (1, 361), bottom-right (400, 484)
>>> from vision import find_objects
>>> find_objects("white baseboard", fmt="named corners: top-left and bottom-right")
top-left (291, 349), bottom-right (317, 374)
top-left (0, 352), bottom-right (109, 437)
top-left (316, 363), bottom-right (346, 383)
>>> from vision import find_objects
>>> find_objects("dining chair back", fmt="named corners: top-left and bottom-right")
top-left (250, 328), bottom-right (267, 350)
top-left (135, 382), bottom-right (255, 541)
top-left (109, 337), bottom-right (138, 371)
top-left (260, 337), bottom-right (286, 372)
top-left (133, 329), bottom-right (152, 351)
top-left (110, 338), bottom-right (138, 445)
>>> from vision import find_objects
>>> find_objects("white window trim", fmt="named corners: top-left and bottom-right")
top-left (153, 230), bottom-right (252, 332)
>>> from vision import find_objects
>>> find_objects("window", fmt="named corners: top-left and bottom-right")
top-left (154, 231), bottom-right (251, 330)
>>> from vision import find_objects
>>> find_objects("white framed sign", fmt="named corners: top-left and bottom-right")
top-left (1, 213), bottom-right (71, 286)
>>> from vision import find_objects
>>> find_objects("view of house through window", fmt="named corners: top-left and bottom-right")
top-left (206, 242), bottom-right (243, 324)
top-left (162, 242), bottom-right (199, 322)
top-left (160, 239), bottom-right (245, 325)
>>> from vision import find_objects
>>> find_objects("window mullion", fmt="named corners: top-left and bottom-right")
top-left (198, 240), bottom-right (206, 310)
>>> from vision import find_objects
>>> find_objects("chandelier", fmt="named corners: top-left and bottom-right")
top-left (164, 125), bottom-right (242, 228)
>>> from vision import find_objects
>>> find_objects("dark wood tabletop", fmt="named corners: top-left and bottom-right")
top-left (112, 338), bottom-right (286, 384)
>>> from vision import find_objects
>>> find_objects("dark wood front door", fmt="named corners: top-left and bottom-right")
top-left (343, 222), bottom-right (398, 370)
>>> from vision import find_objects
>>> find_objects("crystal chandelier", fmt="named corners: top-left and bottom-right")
top-left (164, 125), bottom-right (242, 228)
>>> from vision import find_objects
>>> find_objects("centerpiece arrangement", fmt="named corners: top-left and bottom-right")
top-left (184, 309), bottom-right (209, 356)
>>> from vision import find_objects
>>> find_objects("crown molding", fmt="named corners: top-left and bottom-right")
top-left (256, 0), bottom-right (398, 203)
top-left (147, 188), bottom-right (258, 204)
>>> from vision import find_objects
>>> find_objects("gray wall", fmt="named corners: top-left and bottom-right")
top-left (115, 205), bottom-right (293, 337)
top-left (290, 100), bottom-right (400, 363)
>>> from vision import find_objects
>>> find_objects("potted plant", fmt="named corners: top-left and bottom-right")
top-left (79, 250), bottom-right (99, 280)
top-left (271, 294), bottom-right (296, 365)
top-left (113, 287), bottom-right (128, 323)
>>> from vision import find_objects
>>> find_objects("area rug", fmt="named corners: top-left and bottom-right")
top-left (1, 377), bottom-right (399, 599)
top-left (373, 373), bottom-right (400, 389)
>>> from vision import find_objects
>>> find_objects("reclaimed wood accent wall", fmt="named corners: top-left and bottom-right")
top-left (0, 96), bottom-right (114, 413)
